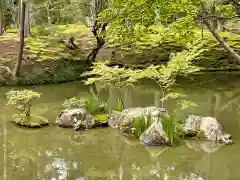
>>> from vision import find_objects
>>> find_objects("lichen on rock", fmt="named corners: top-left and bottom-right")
top-left (139, 121), bottom-right (169, 146)
top-left (108, 106), bottom-right (167, 133)
top-left (56, 108), bottom-right (95, 130)
top-left (184, 115), bottom-right (232, 144)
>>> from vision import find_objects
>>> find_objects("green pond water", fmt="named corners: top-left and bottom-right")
top-left (0, 73), bottom-right (240, 180)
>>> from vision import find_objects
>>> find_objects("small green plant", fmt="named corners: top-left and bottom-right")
top-left (85, 94), bottom-right (108, 114)
top-left (113, 97), bottom-right (124, 112)
top-left (63, 93), bottom-right (108, 115)
top-left (6, 90), bottom-right (41, 117)
top-left (62, 97), bottom-right (85, 109)
top-left (162, 115), bottom-right (184, 146)
top-left (132, 114), bottom-right (152, 138)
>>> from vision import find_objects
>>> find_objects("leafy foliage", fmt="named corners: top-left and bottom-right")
top-left (132, 114), bottom-right (152, 138)
top-left (84, 40), bottom-right (204, 107)
top-left (114, 97), bottom-right (124, 112)
top-left (6, 90), bottom-right (41, 116)
top-left (132, 113), bottom-right (185, 146)
top-left (63, 93), bottom-right (108, 114)
top-left (162, 115), bottom-right (184, 146)
top-left (62, 97), bottom-right (85, 109)
top-left (83, 63), bottom-right (138, 88)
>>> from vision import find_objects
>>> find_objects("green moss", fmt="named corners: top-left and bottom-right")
top-left (0, 33), bottom-right (19, 41)
top-left (0, 57), bottom-right (11, 63)
top-left (197, 130), bottom-right (206, 138)
top-left (12, 114), bottom-right (49, 128)
top-left (94, 114), bottom-right (108, 122)
top-left (0, 60), bottom-right (86, 86)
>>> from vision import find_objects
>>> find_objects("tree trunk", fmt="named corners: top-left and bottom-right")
top-left (13, 1), bottom-right (26, 77)
top-left (0, 5), bottom-right (4, 35)
top-left (24, 4), bottom-right (30, 37)
top-left (203, 19), bottom-right (240, 64)
top-left (45, 2), bottom-right (52, 25)
top-left (17, 2), bottom-right (21, 28)
top-left (87, 21), bottom-right (107, 66)
top-left (0, 19), bottom-right (4, 35)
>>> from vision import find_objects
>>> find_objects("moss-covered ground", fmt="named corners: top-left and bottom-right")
top-left (0, 23), bottom-right (240, 86)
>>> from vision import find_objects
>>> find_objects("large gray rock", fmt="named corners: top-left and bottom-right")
top-left (56, 108), bottom-right (95, 130)
top-left (108, 106), bottom-right (167, 133)
top-left (139, 121), bottom-right (169, 146)
top-left (184, 115), bottom-right (232, 144)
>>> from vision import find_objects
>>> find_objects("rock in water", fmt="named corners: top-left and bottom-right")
top-left (108, 106), bottom-right (167, 133)
top-left (139, 121), bottom-right (169, 146)
top-left (184, 115), bottom-right (232, 144)
top-left (56, 108), bottom-right (95, 130)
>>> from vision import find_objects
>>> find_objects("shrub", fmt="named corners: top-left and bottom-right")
top-left (6, 90), bottom-right (41, 116)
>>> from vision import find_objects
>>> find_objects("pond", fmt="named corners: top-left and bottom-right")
top-left (0, 73), bottom-right (240, 180)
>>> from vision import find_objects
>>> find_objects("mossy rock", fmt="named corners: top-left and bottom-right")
top-left (11, 114), bottom-right (49, 128)
top-left (93, 114), bottom-right (108, 128)
top-left (94, 114), bottom-right (108, 122)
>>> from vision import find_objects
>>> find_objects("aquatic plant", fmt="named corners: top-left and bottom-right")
top-left (162, 115), bottom-right (184, 146)
top-left (132, 114), bottom-right (152, 138)
top-left (63, 97), bottom-right (85, 109)
top-left (6, 90), bottom-right (41, 116)
top-left (132, 112), bottom-right (184, 145)
top-left (85, 93), bottom-right (108, 114)
top-left (113, 97), bottom-right (124, 112)
top-left (63, 93), bottom-right (108, 115)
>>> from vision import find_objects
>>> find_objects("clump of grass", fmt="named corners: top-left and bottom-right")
top-left (113, 97), bottom-right (124, 112)
top-left (132, 113), bottom-right (184, 146)
top-left (63, 93), bottom-right (108, 115)
top-left (132, 114), bottom-right (152, 138)
top-left (84, 94), bottom-right (108, 114)
top-left (162, 115), bottom-right (184, 146)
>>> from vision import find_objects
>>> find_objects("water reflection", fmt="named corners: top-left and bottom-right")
top-left (184, 140), bottom-right (224, 153)
top-left (43, 157), bottom-right (79, 180)
top-left (0, 74), bottom-right (240, 179)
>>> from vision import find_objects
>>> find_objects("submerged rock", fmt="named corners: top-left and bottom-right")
top-left (108, 106), bottom-right (167, 133)
top-left (56, 108), bottom-right (95, 130)
top-left (184, 115), bottom-right (232, 144)
top-left (12, 114), bottom-right (49, 128)
top-left (139, 121), bottom-right (169, 146)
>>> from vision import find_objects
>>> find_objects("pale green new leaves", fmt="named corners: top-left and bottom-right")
top-left (83, 62), bottom-right (140, 88)
top-left (100, 0), bottom-right (203, 43)
top-left (84, 39), bottom-right (205, 90)
top-left (6, 90), bottom-right (41, 115)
